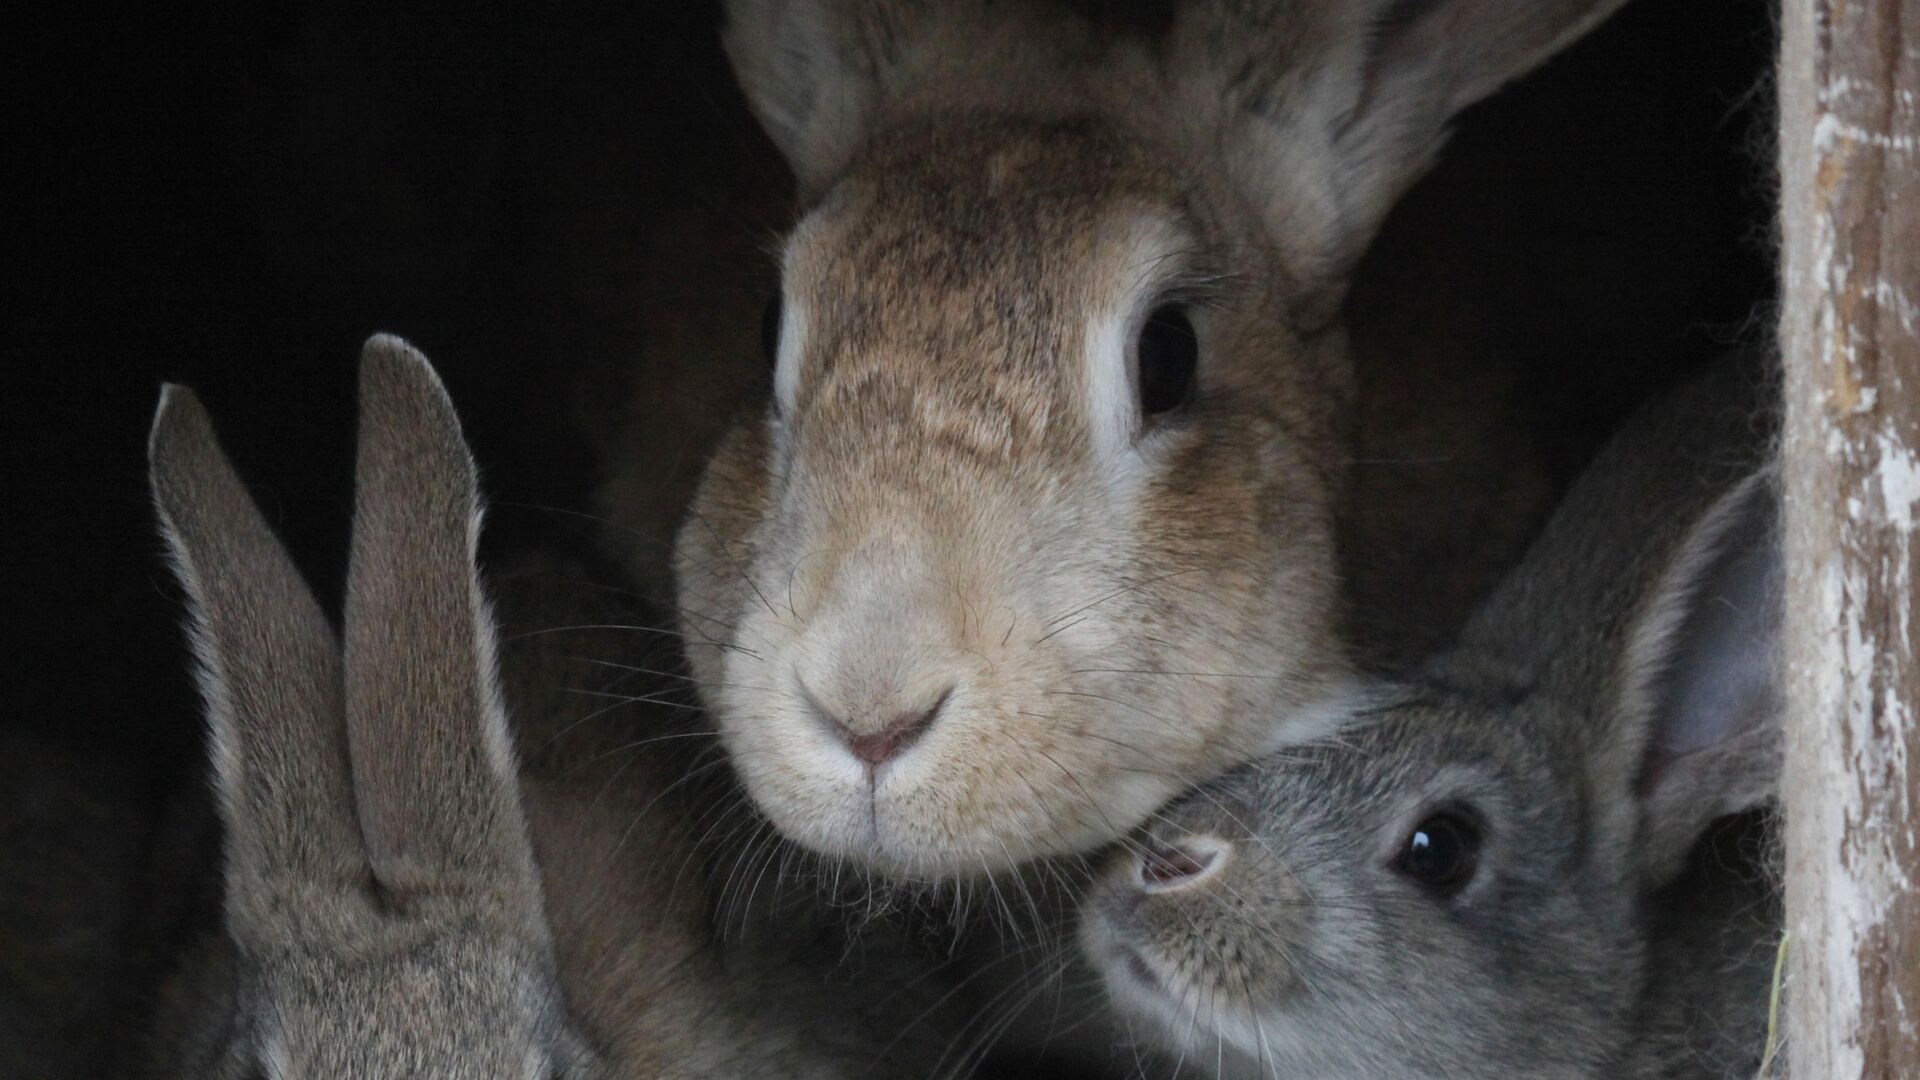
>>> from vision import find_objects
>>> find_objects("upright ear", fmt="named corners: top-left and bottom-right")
top-left (724, 0), bottom-right (949, 195)
top-left (1615, 470), bottom-right (1783, 886)
top-left (1168, 0), bottom-right (1632, 312)
top-left (148, 385), bottom-right (365, 942)
top-left (341, 336), bottom-right (544, 930)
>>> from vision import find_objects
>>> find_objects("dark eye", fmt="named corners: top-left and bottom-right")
top-left (1136, 304), bottom-right (1197, 415)
top-left (1395, 811), bottom-right (1480, 896)
top-left (760, 294), bottom-right (783, 368)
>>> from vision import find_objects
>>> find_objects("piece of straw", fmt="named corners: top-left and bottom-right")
top-left (1756, 929), bottom-right (1789, 1078)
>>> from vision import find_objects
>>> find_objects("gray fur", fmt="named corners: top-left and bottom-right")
top-left (139, 337), bottom-right (955, 1076)
top-left (142, 337), bottom-right (592, 1077)
top-left (1079, 361), bottom-right (1784, 1078)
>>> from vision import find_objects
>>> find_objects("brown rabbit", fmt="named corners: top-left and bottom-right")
top-left (135, 337), bottom-right (954, 1077)
top-left (671, 0), bottom-right (1635, 884)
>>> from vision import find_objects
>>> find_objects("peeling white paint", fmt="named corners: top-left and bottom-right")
top-left (1872, 279), bottom-right (1920, 335)
top-left (1874, 437), bottom-right (1920, 534)
top-left (1800, 388), bottom-right (1920, 1076)
top-left (1802, 551), bottom-right (1871, 1078)
top-left (1779, 2), bottom-right (1920, 1068)
top-left (1813, 113), bottom-right (1918, 154)
top-left (1790, 84), bottom-right (1920, 1073)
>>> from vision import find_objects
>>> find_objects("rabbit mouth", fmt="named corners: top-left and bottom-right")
top-left (719, 688), bottom-right (1185, 879)
top-left (1104, 943), bottom-right (1236, 1054)
top-left (1085, 909), bottom-right (1265, 1069)
top-left (1082, 910), bottom-right (1197, 1035)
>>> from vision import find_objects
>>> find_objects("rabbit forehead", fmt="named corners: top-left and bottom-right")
top-left (820, 112), bottom-right (1192, 238)
top-left (1183, 701), bottom-right (1551, 835)
top-left (795, 114), bottom-right (1201, 315)
top-left (780, 116), bottom-right (1205, 446)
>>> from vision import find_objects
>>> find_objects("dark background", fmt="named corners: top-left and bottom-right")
top-left (2, 0), bottom-right (1776, 1073)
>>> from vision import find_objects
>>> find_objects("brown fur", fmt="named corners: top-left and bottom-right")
top-left (670, 0), bottom-right (1631, 883)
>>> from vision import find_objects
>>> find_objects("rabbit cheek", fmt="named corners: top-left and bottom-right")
top-left (674, 423), bottom-right (778, 709)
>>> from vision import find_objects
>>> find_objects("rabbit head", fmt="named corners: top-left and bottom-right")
top-left (142, 338), bottom-right (606, 1078)
top-left (676, 0), bottom-right (1635, 882)
top-left (1080, 364), bottom-right (1783, 1078)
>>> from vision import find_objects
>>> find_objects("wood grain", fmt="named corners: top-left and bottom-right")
top-left (1778, 0), bottom-right (1920, 1075)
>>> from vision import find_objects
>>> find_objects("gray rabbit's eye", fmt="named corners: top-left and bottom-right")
top-left (1395, 811), bottom-right (1480, 896)
top-left (1136, 304), bottom-right (1197, 415)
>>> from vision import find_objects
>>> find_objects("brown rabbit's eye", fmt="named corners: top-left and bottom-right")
top-left (1136, 304), bottom-right (1197, 415)
top-left (760, 294), bottom-right (783, 369)
top-left (1395, 811), bottom-right (1480, 896)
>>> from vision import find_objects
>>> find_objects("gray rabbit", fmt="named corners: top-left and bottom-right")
top-left (134, 337), bottom-right (954, 1077)
top-left (1079, 359), bottom-right (1784, 1079)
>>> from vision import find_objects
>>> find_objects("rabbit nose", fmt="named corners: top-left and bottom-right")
top-left (823, 687), bottom-right (952, 767)
top-left (1137, 835), bottom-right (1230, 893)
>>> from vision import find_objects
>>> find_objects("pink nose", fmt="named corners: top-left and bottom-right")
top-left (835, 691), bottom-right (950, 766)
top-left (1138, 836), bottom-right (1228, 892)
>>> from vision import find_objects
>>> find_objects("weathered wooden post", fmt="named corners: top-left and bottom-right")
top-left (1777, 0), bottom-right (1920, 1075)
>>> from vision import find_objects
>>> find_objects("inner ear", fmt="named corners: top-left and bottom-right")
top-left (1626, 472), bottom-right (1783, 883)
top-left (1637, 477), bottom-right (1782, 780)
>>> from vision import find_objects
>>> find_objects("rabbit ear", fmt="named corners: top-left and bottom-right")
top-left (1169, 0), bottom-right (1630, 314)
top-left (341, 336), bottom-right (544, 929)
top-left (148, 385), bottom-right (366, 942)
top-left (723, 0), bottom-right (939, 193)
top-left (1615, 471), bottom-right (1783, 886)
